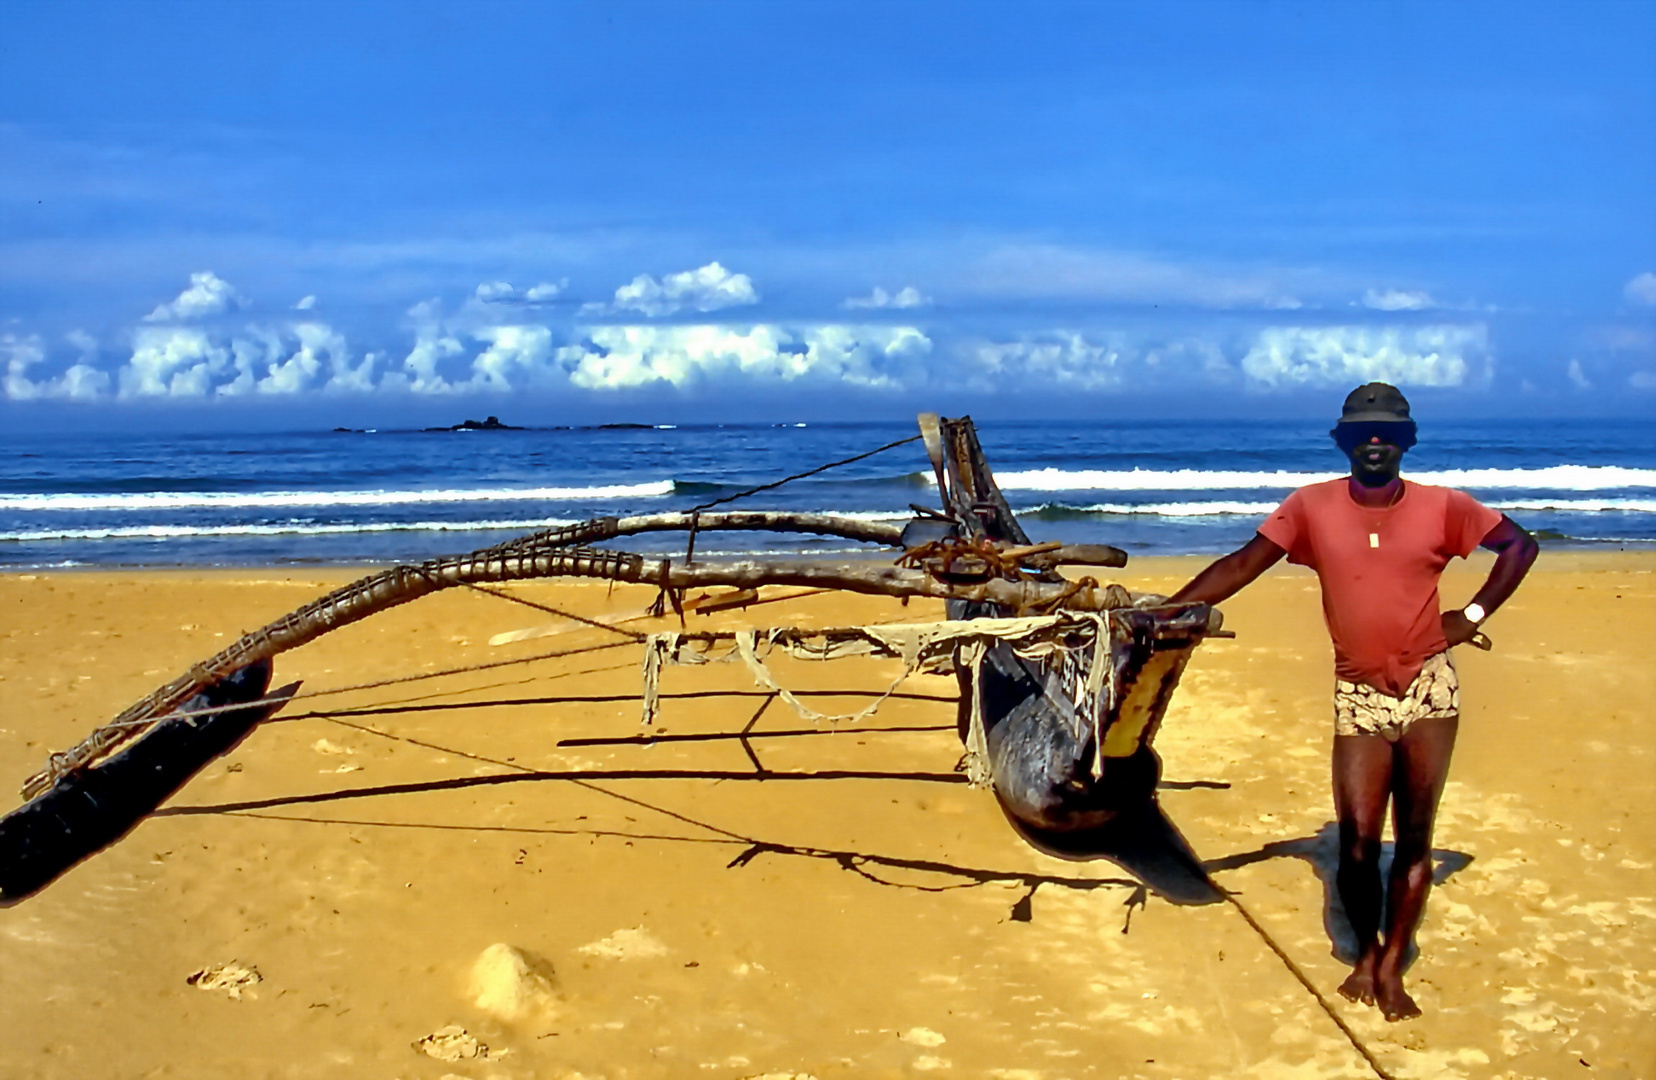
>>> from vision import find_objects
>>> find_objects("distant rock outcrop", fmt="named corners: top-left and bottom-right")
top-left (423, 415), bottom-right (522, 431)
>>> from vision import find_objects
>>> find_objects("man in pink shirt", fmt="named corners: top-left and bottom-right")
top-left (1172, 383), bottom-right (1537, 1021)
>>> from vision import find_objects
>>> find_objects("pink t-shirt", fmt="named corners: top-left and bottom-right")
top-left (1257, 478), bottom-right (1502, 696)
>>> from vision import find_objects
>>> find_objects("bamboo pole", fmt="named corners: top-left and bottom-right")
top-left (18, 537), bottom-right (1184, 800)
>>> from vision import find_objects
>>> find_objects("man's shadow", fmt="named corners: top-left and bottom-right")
top-left (1204, 821), bottom-right (1473, 966)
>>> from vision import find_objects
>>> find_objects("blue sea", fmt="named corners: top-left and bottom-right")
top-left (1, 418), bottom-right (1652, 568)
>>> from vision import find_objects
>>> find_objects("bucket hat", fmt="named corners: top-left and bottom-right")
top-left (1337, 383), bottom-right (1412, 424)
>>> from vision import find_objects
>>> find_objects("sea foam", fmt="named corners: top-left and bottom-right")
top-left (994, 465), bottom-right (1656, 492)
top-left (0, 481), bottom-right (675, 513)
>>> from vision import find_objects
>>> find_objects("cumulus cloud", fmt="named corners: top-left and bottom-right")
top-left (65, 329), bottom-right (99, 361)
top-left (93, 313), bottom-right (377, 400)
top-left (121, 327), bottom-right (231, 396)
top-left (266, 322), bottom-right (375, 396)
top-left (963, 331), bottom-right (1234, 392)
top-left (1566, 358), bottom-right (1592, 390)
top-left (1362, 288), bottom-right (1436, 311)
top-left (2, 333), bottom-right (111, 401)
top-left (469, 324), bottom-right (556, 391)
top-left (971, 334), bottom-right (1124, 391)
top-left (1241, 325), bottom-right (1485, 387)
top-left (376, 300), bottom-right (567, 394)
top-left (1626, 272), bottom-right (1656, 306)
top-left (559, 323), bottom-right (928, 391)
top-left (470, 279), bottom-right (570, 306)
top-left (294, 295), bottom-right (318, 311)
top-left (588, 262), bottom-right (759, 317)
top-left (390, 300), bottom-right (466, 394)
top-left (842, 285), bottom-right (929, 310)
top-left (143, 271), bottom-right (244, 322)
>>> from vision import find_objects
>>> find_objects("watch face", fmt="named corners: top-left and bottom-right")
top-left (1463, 603), bottom-right (1486, 623)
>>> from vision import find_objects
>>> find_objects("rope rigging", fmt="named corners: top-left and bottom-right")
top-left (683, 432), bottom-right (922, 561)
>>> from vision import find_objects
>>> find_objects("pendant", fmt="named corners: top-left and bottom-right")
top-left (1369, 533), bottom-right (1380, 549)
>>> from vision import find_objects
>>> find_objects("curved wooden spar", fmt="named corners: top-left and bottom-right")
top-left (557, 510), bottom-right (905, 548)
top-left (19, 517), bottom-right (1151, 801)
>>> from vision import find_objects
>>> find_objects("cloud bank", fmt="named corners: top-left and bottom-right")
top-left (3, 270), bottom-right (1504, 404)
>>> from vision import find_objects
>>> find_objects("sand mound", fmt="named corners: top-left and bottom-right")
top-left (576, 926), bottom-right (669, 960)
top-left (466, 942), bottom-right (559, 1022)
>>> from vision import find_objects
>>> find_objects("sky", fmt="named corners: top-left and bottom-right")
top-left (1, 0), bottom-right (1653, 429)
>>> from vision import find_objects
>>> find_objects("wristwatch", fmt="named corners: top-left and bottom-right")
top-left (1462, 602), bottom-right (1486, 624)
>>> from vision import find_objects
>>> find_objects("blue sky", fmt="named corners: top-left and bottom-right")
top-left (1, 0), bottom-right (1653, 427)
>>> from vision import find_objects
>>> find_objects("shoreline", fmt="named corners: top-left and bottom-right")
top-left (7, 540), bottom-right (1655, 571)
top-left (5, 544), bottom-right (1652, 581)
top-left (1, 553), bottom-right (1651, 1077)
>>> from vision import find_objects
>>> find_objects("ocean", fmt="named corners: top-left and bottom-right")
top-left (1, 418), bottom-right (1652, 569)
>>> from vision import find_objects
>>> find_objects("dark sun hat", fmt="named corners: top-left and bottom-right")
top-left (1336, 382), bottom-right (1412, 424)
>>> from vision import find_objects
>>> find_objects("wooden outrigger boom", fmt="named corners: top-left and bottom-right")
top-left (1, 414), bottom-right (1224, 901)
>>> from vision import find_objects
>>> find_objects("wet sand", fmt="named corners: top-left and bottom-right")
top-left (0, 553), bottom-right (1651, 1079)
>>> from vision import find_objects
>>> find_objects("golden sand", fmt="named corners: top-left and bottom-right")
top-left (0, 553), bottom-right (1651, 1079)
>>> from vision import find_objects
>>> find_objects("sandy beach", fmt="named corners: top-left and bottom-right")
top-left (0, 553), bottom-right (1651, 1080)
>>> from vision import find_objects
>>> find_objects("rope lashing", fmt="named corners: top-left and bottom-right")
top-left (687, 434), bottom-right (922, 516)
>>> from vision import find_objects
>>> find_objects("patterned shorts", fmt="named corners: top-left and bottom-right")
top-left (1334, 651), bottom-right (1459, 742)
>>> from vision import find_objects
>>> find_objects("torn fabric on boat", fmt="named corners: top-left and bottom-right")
top-left (639, 614), bottom-right (1123, 786)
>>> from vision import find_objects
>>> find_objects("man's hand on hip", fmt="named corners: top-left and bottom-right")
top-left (1441, 609), bottom-right (1479, 647)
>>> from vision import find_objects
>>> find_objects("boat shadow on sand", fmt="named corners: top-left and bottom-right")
top-left (2, 675), bottom-right (1471, 956)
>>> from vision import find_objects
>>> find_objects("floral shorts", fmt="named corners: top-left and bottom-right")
top-left (1334, 651), bottom-right (1459, 742)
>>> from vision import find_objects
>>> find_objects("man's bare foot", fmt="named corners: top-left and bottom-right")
top-left (1337, 954), bottom-right (1377, 1005)
top-left (1375, 969), bottom-right (1421, 1021)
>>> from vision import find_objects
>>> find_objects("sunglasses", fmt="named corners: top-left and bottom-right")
top-left (1331, 421), bottom-right (1418, 452)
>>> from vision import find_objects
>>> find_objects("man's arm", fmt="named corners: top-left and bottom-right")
top-left (1441, 514), bottom-right (1539, 647)
top-left (1170, 533), bottom-right (1287, 605)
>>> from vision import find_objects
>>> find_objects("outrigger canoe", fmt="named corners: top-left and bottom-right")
top-left (0, 413), bottom-right (1224, 901)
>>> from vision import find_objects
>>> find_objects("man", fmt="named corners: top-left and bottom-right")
top-left (1171, 383), bottom-right (1537, 1021)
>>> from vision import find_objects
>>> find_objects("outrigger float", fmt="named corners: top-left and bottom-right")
top-left (0, 414), bottom-right (1228, 902)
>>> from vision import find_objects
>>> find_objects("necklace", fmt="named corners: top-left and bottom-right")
top-left (1366, 481), bottom-right (1402, 549)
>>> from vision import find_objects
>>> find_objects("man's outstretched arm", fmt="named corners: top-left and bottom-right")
top-left (1170, 532), bottom-right (1288, 605)
top-left (1441, 515), bottom-right (1539, 646)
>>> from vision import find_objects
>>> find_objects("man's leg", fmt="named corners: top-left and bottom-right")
top-left (1374, 714), bottom-right (1458, 1021)
top-left (1332, 732), bottom-right (1393, 1005)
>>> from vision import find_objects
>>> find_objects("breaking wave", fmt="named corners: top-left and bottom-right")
top-left (0, 519), bottom-right (587, 543)
top-left (0, 508), bottom-right (914, 544)
top-left (995, 465), bottom-right (1656, 492)
top-left (0, 481), bottom-right (676, 513)
top-left (1023, 496), bottom-right (1656, 519)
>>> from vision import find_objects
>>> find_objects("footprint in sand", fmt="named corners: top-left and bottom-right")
top-left (413, 1025), bottom-right (489, 1062)
top-left (186, 961), bottom-right (261, 1000)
